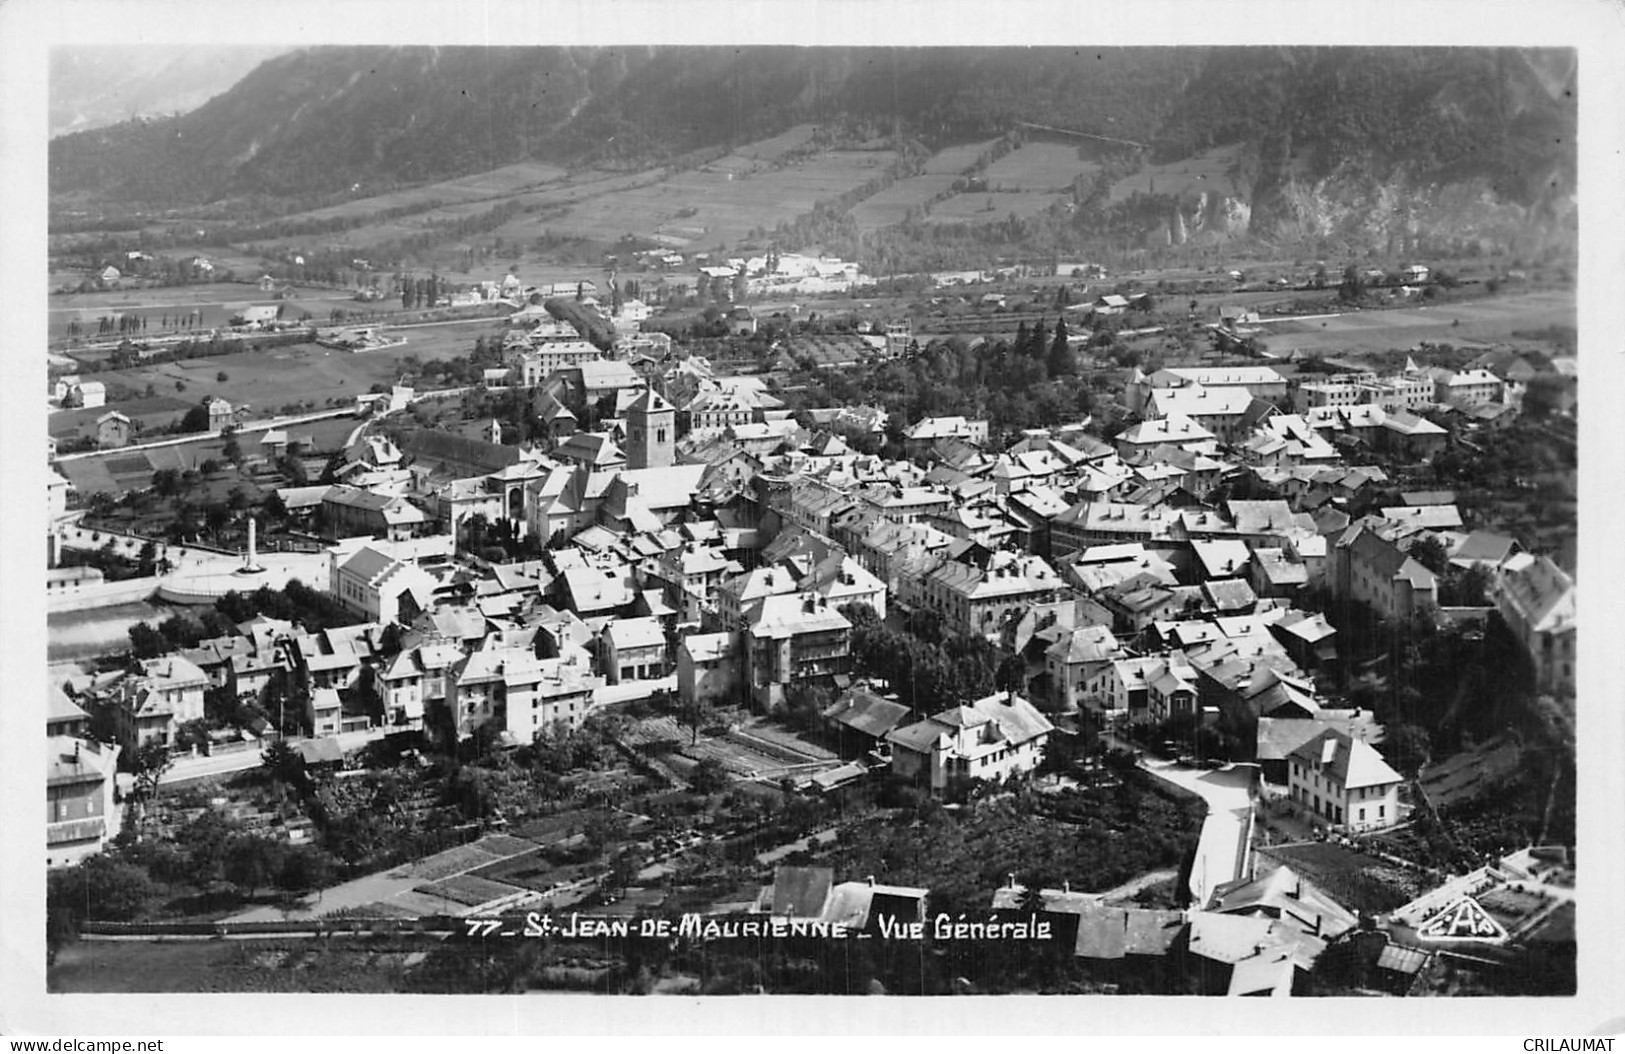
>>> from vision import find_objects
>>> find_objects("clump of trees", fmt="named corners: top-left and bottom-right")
top-left (128, 608), bottom-right (238, 658)
top-left (214, 579), bottom-right (362, 634)
top-left (839, 602), bottom-right (1009, 709)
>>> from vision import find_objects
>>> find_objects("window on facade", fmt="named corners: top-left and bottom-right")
top-left (1378, 804), bottom-right (1385, 818)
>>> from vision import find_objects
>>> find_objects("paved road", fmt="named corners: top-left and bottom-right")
top-left (1137, 757), bottom-right (1257, 908)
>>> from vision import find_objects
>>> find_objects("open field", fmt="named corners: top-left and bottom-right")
top-left (48, 282), bottom-right (397, 340)
top-left (983, 141), bottom-right (1098, 190)
top-left (922, 139), bottom-right (1000, 174)
top-left (72, 324), bottom-right (493, 412)
top-left (50, 396), bottom-right (196, 438)
top-left (1260, 288), bottom-right (1576, 356)
top-left (926, 191), bottom-right (1065, 224)
top-left (1108, 142), bottom-right (1243, 203)
top-left (849, 173), bottom-right (959, 232)
top-left (55, 430), bottom-right (314, 494)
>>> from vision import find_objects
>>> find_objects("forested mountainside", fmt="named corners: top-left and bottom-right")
top-left (50, 44), bottom-right (1575, 240)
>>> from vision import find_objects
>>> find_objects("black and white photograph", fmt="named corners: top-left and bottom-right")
top-left (3, 0), bottom-right (1620, 1039)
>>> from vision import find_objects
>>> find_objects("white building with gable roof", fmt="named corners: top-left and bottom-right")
top-left (1286, 728), bottom-right (1403, 832)
top-left (886, 692), bottom-right (1054, 794)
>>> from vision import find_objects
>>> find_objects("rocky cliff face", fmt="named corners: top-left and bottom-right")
top-left (1153, 158), bottom-right (1571, 258)
top-left (1254, 168), bottom-right (1573, 256)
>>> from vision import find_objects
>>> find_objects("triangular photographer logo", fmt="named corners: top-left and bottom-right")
top-left (1416, 896), bottom-right (1509, 942)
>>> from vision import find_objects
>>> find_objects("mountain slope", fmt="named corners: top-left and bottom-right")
top-left (1150, 47), bottom-right (1576, 226)
top-left (49, 45), bottom-right (294, 137)
top-left (48, 46), bottom-right (1202, 205)
top-left (48, 44), bottom-right (1576, 255)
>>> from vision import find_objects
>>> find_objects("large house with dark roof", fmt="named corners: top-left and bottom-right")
top-left (400, 430), bottom-right (525, 481)
top-left (1332, 520), bottom-right (1437, 622)
top-left (822, 686), bottom-right (913, 757)
top-left (321, 485), bottom-right (430, 541)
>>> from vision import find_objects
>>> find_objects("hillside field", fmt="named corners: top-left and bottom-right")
top-left (983, 141), bottom-right (1099, 190)
top-left (921, 139), bottom-right (1000, 174)
top-left (526, 148), bottom-right (899, 248)
top-left (1108, 142), bottom-right (1243, 203)
top-left (848, 174), bottom-right (958, 232)
top-left (926, 191), bottom-right (1065, 224)
top-left (274, 160), bottom-right (570, 226)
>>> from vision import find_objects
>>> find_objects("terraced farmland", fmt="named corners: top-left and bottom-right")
top-left (849, 173), bottom-right (958, 232)
top-left (511, 149), bottom-right (899, 248)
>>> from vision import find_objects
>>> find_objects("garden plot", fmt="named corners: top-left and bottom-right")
top-left (1257, 842), bottom-right (1426, 914)
top-left (471, 849), bottom-right (575, 894)
top-left (625, 714), bottom-right (841, 782)
top-left (416, 873), bottom-right (528, 908)
top-left (393, 834), bottom-right (538, 883)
